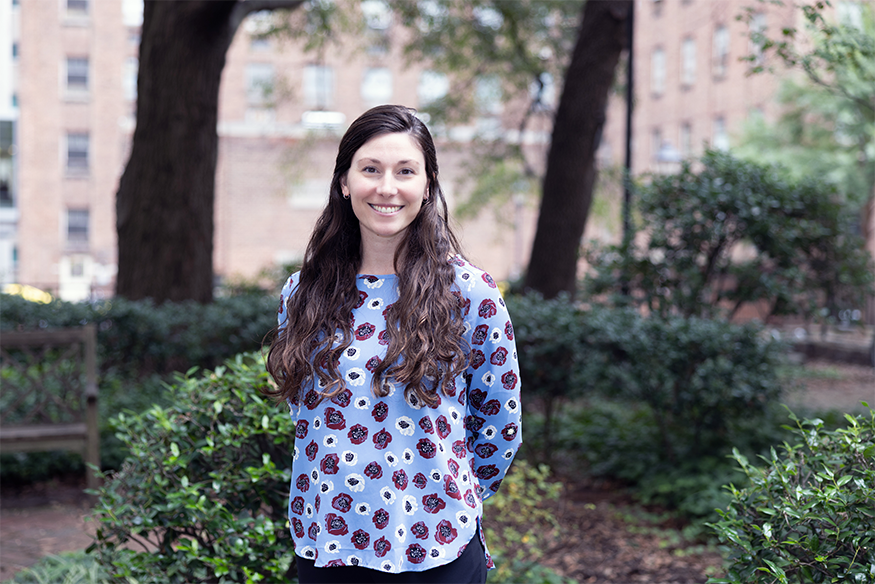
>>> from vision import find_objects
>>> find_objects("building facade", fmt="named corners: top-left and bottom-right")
top-left (0, 0), bottom-right (19, 287)
top-left (13, 0), bottom-right (544, 300)
top-left (11, 0), bottom-right (851, 301)
top-left (600, 0), bottom-right (797, 174)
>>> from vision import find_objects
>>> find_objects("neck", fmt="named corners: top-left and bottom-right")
top-left (358, 233), bottom-right (402, 275)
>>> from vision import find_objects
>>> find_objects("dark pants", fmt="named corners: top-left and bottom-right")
top-left (295, 527), bottom-right (487, 584)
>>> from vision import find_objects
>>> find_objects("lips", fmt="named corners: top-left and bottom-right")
top-left (370, 204), bottom-right (403, 214)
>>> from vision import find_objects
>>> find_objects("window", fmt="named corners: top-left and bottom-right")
top-left (475, 76), bottom-right (503, 135)
top-left (651, 128), bottom-right (663, 161)
top-left (749, 13), bottom-right (767, 67)
top-left (417, 0), bottom-right (447, 33)
top-left (67, 57), bottom-right (89, 91)
top-left (69, 255), bottom-right (85, 277)
top-left (681, 37), bottom-right (696, 87)
top-left (66, 0), bottom-right (88, 14)
top-left (712, 25), bottom-right (729, 78)
top-left (0, 121), bottom-right (13, 208)
top-left (303, 65), bottom-right (334, 109)
top-left (837, 1), bottom-right (863, 29)
top-left (362, 0), bottom-right (391, 30)
top-left (680, 123), bottom-right (692, 157)
top-left (67, 209), bottom-right (89, 243)
top-left (362, 1), bottom-right (391, 55)
top-left (475, 76), bottom-right (502, 116)
top-left (122, 0), bottom-right (143, 26)
top-left (244, 9), bottom-right (273, 49)
top-left (417, 70), bottom-right (449, 107)
top-left (66, 132), bottom-right (89, 171)
top-left (246, 63), bottom-right (275, 107)
top-left (123, 57), bottom-right (138, 101)
top-left (360, 67), bottom-right (392, 108)
top-left (250, 36), bottom-right (270, 51)
top-left (651, 47), bottom-right (666, 96)
top-left (712, 117), bottom-right (729, 151)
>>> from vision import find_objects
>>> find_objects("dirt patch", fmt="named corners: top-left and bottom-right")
top-left (538, 485), bottom-right (723, 583)
top-left (0, 477), bottom-right (95, 581)
top-left (783, 360), bottom-right (874, 414)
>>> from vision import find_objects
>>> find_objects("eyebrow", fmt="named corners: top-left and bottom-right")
top-left (357, 158), bottom-right (422, 167)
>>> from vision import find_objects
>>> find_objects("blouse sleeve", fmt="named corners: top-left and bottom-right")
top-left (277, 272), bottom-right (301, 417)
top-left (463, 274), bottom-right (522, 501)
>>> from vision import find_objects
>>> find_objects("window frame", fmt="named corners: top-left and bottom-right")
top-left (66, 132), bottom-right (89, 173)
top-left (66, 208), bottom-right (90, 245)
top-left (681, 37), bottom-right (697, 88)
top-left (66, 56), bottom-right (89, 92)
top-left (651, 46), bottom-right (666, 97)
top-left (712, 25), bottom-right (729, 79)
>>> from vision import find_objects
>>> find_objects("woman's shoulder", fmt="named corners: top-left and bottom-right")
top-left (280, 270), bottom-right (302, 296)
top-left (449, 256), bottom-right (502, 299)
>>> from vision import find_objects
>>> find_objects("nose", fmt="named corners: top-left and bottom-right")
top-left (376, 175), bottom-right (398, 196)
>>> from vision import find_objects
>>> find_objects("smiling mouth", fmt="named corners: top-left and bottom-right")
top-left (370, 204), bottom-right (403, 214)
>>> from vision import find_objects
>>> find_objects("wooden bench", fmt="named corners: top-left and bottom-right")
top-left (0, 324), bottom-right (100, 491)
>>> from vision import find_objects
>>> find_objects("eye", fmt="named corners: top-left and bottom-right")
top-left (362, 166), bottom-right (378, 174)
top-left (399, 168), bottom-right (415, 175)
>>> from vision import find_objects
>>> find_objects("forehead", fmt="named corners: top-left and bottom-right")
top-left (353, 132), bottom-right (425, 164)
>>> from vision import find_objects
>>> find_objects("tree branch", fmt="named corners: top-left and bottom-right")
top-left (230, 0), bottom-right (305, 32)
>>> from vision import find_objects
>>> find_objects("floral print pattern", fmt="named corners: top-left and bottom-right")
top-left (278, 257), bottom-right (521, 573)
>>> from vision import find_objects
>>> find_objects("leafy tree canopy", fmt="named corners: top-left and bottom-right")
top-left (738, 1), bottom-right (875, 207)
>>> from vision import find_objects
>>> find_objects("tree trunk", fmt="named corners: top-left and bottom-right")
top-left (523, 0), bottom-right (632, 299)
top-left (115, 1), bottom-right (240, 303)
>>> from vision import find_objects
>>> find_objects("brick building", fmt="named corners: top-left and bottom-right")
top-left (599, 0), bottom-right (796, 173)
top-left (7, 0), bottom-right (856, 301)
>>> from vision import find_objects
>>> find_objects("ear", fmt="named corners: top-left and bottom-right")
top-left (340, 174), bottom-right (349, 197)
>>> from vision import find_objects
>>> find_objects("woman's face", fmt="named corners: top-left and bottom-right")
top-left (341, 132), bottom-right (429, 249)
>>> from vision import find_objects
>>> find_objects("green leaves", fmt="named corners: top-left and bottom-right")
top-left (88, 353), bottom-right (296, 583)
top-left (585, 150), bottom-right (874, 323)
top-left (738, 2), bottom-right (875, 213)
top-left (707, 408), bottom-right (875, 584)
top-left (506, 294), bottom-right (788, 519)
top-left (482, 461), bottom-right (571, 584)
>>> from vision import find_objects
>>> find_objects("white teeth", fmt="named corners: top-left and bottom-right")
top-left (371, 205), bottom-right (401, 213)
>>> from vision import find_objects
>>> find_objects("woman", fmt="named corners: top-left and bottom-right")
top-left (266, 105), bottom-right (521, 583)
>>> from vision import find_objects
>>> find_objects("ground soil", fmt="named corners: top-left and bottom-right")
top-left (1, 360), bottom-right (872, 583)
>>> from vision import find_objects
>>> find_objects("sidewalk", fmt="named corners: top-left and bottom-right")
top-left (0, 479), bottom-right (95, 580)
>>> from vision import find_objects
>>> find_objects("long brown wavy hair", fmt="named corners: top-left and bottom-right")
top-left (265, 105), bottom-right (468, 408)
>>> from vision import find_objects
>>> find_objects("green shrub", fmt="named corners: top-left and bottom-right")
top-left (707, 408), bottom-right (875, 583)
top-left (505, 293), bottom-right (589, 463)
top-left (586, 312), bottom-right (787, 464)
top-left (0, 293), bottom-right (278, 378)
top-left (0, 293), bottom-right (279, 482)
top-left (507, 295), bottom-right (786, 471)
top-left (483, 461), bottom-right (571, 584)
top-left (506, 293), bottom-right (789, 519)
top-left (8, 551), bottom-right (106, 584)
top-left (89, 353), bottom-right (295, 583)
top-left (585, 150), bottom-right (874, 322)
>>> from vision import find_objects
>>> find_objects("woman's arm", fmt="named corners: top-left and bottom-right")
top-left (463, 273), bottom-right (522, 501)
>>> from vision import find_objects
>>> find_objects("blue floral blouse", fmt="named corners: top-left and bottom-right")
top-left (276, 256), bottom-right (522, 573)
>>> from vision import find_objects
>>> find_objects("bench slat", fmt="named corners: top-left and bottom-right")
top-left (1, 326), bottom-right (100, 491)
top-left (0, 423), bottom-right (88, 441)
